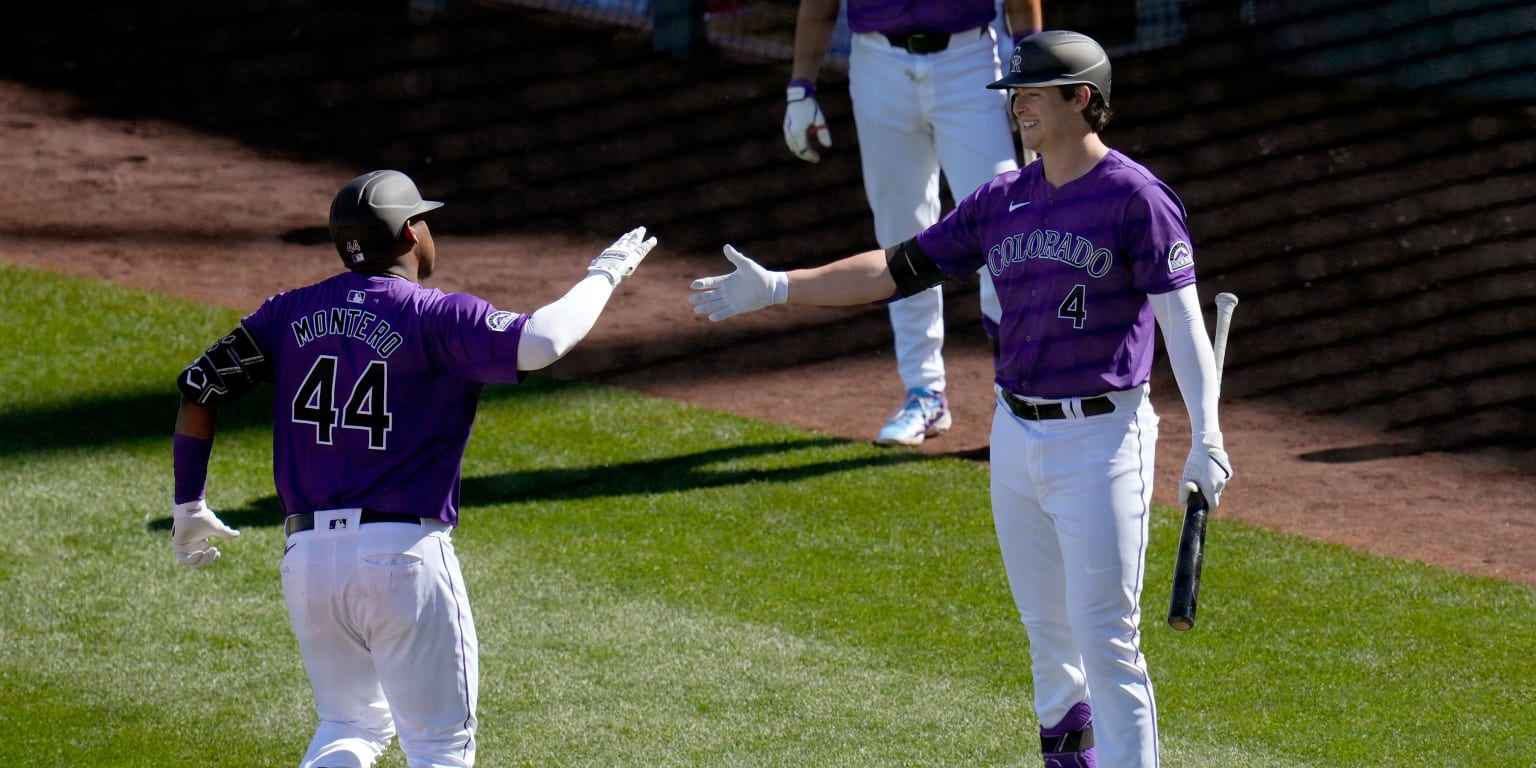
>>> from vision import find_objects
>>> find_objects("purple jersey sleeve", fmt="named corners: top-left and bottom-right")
top-left (240, 272), bottom-right (530, 525)
top-left (917, 150), bottom-right (1198, 398)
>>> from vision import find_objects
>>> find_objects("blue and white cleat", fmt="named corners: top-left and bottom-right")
top-left (875, 388), bottom-right (951, 446)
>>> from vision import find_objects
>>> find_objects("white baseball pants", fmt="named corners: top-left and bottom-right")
top-left (847, 24), bottom-right (1018, 393)
top-left (989, 384), bottom-right (1162, 767)
top-left (281, 509), bottom-right (478, 768)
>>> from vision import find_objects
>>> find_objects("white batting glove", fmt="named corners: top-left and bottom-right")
top-left (171, 499), bottom-right (240, 568)
top-left (783, 82), bottom-right (831, 163)
top-left (588, 226), bottom-right (659, 286)
top-left (688, 245), bottom-right (789, 322)
top-left (1179, 432), bottom-right (1233, 510)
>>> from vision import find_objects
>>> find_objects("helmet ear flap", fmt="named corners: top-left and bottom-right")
top-left (328, 170), bottom-right (444, 269)
top-left (330, 218), bottom-right (397, 268)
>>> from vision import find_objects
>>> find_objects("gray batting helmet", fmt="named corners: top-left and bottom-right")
top-left (988, 30), bottom-right (1112, 105)
top-left (329, 170), bottom-right (444, 268)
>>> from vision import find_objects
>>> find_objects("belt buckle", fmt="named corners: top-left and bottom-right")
top-left (887, 31), bottom-right (948, 54)
top-left (1005, 393), bottom-right (1042, 420)
top-left (906, 32), bottom-right (947, 54)
top-left (1016, 399), bottom-right (1041, 420)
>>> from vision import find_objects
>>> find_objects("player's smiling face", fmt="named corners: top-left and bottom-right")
top-left (1011, 86), bottom-right (1085, 151)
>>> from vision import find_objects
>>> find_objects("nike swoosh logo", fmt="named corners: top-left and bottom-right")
top-left (1009, 201), bottom-right (1030, 211)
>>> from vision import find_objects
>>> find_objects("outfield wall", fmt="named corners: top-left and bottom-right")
top-left (3, 0), bottom-right (1532, 451)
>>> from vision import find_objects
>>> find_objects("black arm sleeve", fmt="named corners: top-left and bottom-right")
top-left (885, 237), bottom-right (949, 298)
top-left (177, 325), bottom-right (273, 406)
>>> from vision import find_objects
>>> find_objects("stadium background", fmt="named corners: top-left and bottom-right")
top-left (1, 0), bottom-right (1534, 581)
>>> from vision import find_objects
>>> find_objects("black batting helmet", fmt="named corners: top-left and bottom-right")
top-left (329, 170), bottom-right (444, 268)
top-left (988, 30), bottom-right (1112, 106)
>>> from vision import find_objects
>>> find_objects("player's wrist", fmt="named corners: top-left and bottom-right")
top-left (585, 265), bottom-right (623, 286)
top-left (172, 433), bottom-right (213, 505)
top-left (786, 78), bottom-right (816, 102)
top-left (173, 499), bottom-right (208, 516)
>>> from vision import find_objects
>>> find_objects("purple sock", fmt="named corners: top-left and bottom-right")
top-left (1041, 701), bottom-right (1095, 768)
top-left (173, 433), bottom-right (213, 504)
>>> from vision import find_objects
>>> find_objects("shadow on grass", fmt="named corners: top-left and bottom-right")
top-left (144, 494), bottom-right (287, 533)
top-left (462, 436), bottom-right (933, 507)
top-left (145, 437), bottom-right (934, 533)
top-left (131, 377), bottom-right (939, 529)
top-left (0, 389), bottom-right (273, 457)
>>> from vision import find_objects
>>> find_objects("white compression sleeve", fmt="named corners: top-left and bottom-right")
top-left (516, 273), bottom-right (616, 371)
top-left (1149, 284), bottom-right (1221, 443)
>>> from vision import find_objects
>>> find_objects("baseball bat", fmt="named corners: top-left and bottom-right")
top-left (1167, 291), bottom-right (1238, 631)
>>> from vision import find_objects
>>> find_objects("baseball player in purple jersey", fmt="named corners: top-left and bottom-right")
top-left (784, 0), bottom-right (1041, 446)
top-left (694, 32), bottom-right (1231, 767)
top-left (168, 169), bottom-right (656, 768)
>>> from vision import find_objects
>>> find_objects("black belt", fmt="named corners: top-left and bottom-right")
top-left (883, 31), bottom-right (952, 54)
top-left (1004, 394), bottom-right (1115, 420)
top-left (284, 509), bottom-right (421, 537)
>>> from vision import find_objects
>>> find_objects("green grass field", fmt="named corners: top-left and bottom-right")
top-left (2, 260), bottom-right (1533, 767)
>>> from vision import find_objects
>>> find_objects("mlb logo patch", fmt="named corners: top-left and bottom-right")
top-left (1166, 241), bottom-right (1193, 273)
top-left (347, 290), bottom-right (366, 304)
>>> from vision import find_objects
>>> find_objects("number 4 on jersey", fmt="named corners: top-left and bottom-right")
top-left (1058, 284), bottom-right (1087, 329)
top-left (292, 356), bottom-right (392, 449)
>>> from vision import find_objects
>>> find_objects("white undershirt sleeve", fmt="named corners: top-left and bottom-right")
top-left (516, 272), bottom-right (616, 371)
top-left (1149, 284), bottom-right (1221, 446)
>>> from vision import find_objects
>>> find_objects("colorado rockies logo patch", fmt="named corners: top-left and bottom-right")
top-left (1166, 241), bottom-right (1193, 273)
top-left (485, 310), bottom-right (516, 332)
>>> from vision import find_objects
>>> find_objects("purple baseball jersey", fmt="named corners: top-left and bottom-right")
top-left (846, 0), bottom-right (996, 35)
top-left (240, 271), bottom-right (528, 525)
top-left (916, 150), bottom-right (1197, 398)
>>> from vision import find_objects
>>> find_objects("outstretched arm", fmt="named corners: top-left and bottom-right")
top-left (688, 246), bottom-right (895, 321)
top-left (786, 249), bottom-right (895, 306)
top-left (516, 274), bottom-right (618, 371)
top-left (518, 226), bottom-right (658, 371)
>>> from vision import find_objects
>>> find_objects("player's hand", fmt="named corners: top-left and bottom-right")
top-left (688, 245), bottom-right (789, 322)
top-left (1179, 433), bottom-right (1233, 509)
top-left (783, 82), bottom-right (831, 163)
top-left (588, 226), bottom-right (659, 286)
top-left (170, 499), bottom-right (240, 568)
